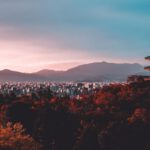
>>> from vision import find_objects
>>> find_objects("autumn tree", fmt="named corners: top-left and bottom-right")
top-left (0, 122), bottom-right (42, 150)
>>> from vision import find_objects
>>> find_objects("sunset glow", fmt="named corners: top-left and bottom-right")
top-left (0, 0), bottom-right (149, 72)
top-left (0, 1), bottom-right (150, 149)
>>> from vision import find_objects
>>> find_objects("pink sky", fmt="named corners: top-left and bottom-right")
top-left (0, 34), bottom-right (96, 72)
top-left (0, 1), bottom-right (149, 73)
top-left (0, 26), bottom-right (107, 72)
top-left (0, 26), bottom-right (147, 73)
top-left (0, 38), bottom-right (146, 73)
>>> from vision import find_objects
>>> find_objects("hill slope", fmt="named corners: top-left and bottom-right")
top-left (36, 62), bottom-right (144, 81)
top-left (0, 69), bottom-right (46, 82)
top-left (0, 62), bottom-right (144, 81)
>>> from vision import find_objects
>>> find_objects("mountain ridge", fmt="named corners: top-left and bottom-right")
top-left (0, 62), bottom-right (145, 82)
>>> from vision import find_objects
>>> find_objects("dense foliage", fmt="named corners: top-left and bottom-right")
top-left (0, 122), bottom-right (41, 150)
top-left (0, 81), bottom-right (150, 150)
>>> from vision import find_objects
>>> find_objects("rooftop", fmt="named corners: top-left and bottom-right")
top-left (145, 56), bottom-right (150, 60)
top-left (144, 66), bottom-right (150, 71)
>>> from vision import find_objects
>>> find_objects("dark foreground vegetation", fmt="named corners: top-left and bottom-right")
top-left (0, 81), bottom-right (150, 150)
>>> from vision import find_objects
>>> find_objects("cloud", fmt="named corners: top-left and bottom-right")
top-left (0, 0), bottom-right (149, 71)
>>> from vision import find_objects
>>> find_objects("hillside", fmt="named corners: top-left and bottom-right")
top-left (0, 62), bottom-right (144, 81)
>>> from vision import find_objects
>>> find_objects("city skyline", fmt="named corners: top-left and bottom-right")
top-left (0, 0), bottom-right (150, 72)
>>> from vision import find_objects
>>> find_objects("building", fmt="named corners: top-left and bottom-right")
top-left (128, 56), bottom-right (150, 82)
top-left (127, 75), bottom-right (144, 83)
top-left (144, 56), bottom-right (150, 71)
top-left (145, 56), bottom-right (150, 60)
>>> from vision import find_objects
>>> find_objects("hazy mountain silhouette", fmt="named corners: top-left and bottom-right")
top-left (36, 69), bottom-right (64, 77)
top-left (0, 62), bottom-right (145, 82)
top-left (0, 69), bottom-right (46, 82)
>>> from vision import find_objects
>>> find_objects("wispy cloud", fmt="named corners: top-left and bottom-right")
top-left (0, 0), bottom-right (149, 71)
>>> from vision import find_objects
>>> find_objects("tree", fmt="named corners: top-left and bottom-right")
top-left (0, 122), bottom-right (42, 150)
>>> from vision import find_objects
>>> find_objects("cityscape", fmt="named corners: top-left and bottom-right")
top-left (0, 0), bottom-right (150, 150)
top-left (0, 81), bottom-right (124, 101)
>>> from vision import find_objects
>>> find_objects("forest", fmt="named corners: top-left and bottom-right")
top-left (0, 81), bottom-right (150, 150)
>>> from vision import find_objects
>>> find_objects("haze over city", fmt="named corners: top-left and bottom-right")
top-left (0, 0), bottom-right (150, 72)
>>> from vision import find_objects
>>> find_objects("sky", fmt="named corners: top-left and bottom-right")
top-left (0, 0), bottom-right (150, 72)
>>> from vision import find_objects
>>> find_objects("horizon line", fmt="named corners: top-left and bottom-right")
top-left (0, 61), bottom-right (144, 74)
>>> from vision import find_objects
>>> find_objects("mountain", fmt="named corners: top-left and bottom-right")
top-left (36, 62), bottom-right (144, 81)
top-left (36, 69), bottom-right (64, 77)
top-left (66, 62), bottom-right (144, 80)
top-left (0, 69), bottom-right (46, 82)
top-left (0, 62), bottom-right (145, 82)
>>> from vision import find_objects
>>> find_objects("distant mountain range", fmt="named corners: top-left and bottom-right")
top-left (0, 62), bottom-right (146, 82)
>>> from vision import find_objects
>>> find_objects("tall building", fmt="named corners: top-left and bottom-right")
top-left (144, 56), bottom-right (150, 71)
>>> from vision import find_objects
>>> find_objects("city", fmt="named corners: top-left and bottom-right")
top-left (0, 0), bottom-right (150, 150)
top-left (0, 81), bottom-right (124, 101)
